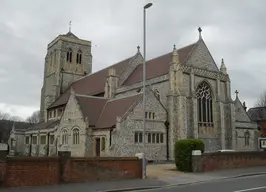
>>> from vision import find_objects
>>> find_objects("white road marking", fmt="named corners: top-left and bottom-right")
top-left (234, 186), bottom-right (266, 192)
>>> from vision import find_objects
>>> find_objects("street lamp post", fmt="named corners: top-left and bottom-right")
top-left (142, 2), bottom-right (153, 179)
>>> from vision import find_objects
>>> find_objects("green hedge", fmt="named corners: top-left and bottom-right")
top-left (174, 139), bottom-right (204, 172)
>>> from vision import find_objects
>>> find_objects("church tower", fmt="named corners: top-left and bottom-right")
top-left (39, 30), bottom-right (92, 121)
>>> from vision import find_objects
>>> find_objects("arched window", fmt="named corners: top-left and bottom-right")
top-left (196, 81), bottom-right (213, 126)
top-left (154, 89), bottom-right (160, 100)
top-left (72, 128), bottom-right (80, 144)
top-left (76, 50), bottom-right (82, 64)
top-left (244, 131), bottom-right (250, 146)
top-left (66, 48), bottom-right (72, 63)
top-left (61, 129), bottom-right (68, 145)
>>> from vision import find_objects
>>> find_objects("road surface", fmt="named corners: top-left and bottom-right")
top-left (135, 174), bottom-right (266, 192)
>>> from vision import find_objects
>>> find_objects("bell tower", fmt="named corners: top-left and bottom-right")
top-left (39, 29), bottom-right (92, 121)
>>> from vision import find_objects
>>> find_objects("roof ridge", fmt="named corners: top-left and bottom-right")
top-left (248, 106), bottom-right (266, 110)
top-left (119, 95), bottom-right (143, 121)
top-left (181, 42), bottom-right (198, 64)
top-left (95, 100), bottom-right (109, 126)
top-left (108, 92), bottom-right (142, 102)
top-left (146, 41), bottom-right (197, 63)
top-left (75, 94), bottom-right (109, 99)
top-left (70, 55), bottom-right (135, 85)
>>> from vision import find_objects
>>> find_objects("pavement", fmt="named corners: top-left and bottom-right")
top-left (2, 165), bottom-right (266, 192)
top-left (133, 174), bottom-right (266, 192)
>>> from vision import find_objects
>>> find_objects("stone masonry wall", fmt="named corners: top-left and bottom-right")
top-left (185, 39), bottom-right (219, 72)
top-left (55, 93), bottom-right (88, 157)
top-left (116, 75), bottom-right (169, 108)
top-left (235, 128), bottom-right (257, 151)
top-left (194, 76), bottom-right (221, 152)
top-left (111, 90), bottom-right (168, 161)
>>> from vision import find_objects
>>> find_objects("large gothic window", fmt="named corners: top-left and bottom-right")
top-left (76, 50), bottom-right (82, 64)
top-left (196, 81), bottom-right (213, 126)
top-left (66, 48), bottom-right (72, 63)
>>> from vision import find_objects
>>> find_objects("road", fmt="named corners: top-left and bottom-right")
top-left (135, 174), bottom-right (266, 192)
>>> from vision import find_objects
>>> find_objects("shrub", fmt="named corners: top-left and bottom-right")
top-left (174, 139), bottom-right (204, 172)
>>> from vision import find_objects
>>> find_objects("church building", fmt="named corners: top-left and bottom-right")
top-left (8, 28), bottom-right (259, 160)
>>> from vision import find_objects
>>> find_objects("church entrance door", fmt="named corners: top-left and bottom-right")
top-left (95, 138), bottom-right (101, 157)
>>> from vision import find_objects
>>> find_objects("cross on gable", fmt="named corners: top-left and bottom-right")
top-left (69, 21), bottom-right (72, 32)
top-left (235, 90), bottom-right (239, 97)
top-left (198, 27), bottom-right (202, 39)
top-left (198, 27), bottom-right (202, 33)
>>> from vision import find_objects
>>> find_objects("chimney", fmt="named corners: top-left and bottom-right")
top-left (243, 101), bottom-right (247, 111)
top-left (104, 68), bottom-right (118, 98)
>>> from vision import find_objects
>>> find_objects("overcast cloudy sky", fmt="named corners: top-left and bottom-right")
top-left (0, 0), bottom-right (265, 119)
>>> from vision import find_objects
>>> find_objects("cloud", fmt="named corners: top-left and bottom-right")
top-left (0, 0), bottom-right (266, 119)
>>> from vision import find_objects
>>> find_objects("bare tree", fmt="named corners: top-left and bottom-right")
top-left (255, 90), bottom-right (266, 107)
top-left (9, 116), bottom-right (23, 122)
top-left (0, 111), bottom-right (11, 120)
top-left (26, 110), bottom-right (40, 124)
top-left (0, 111), bottom-right (24, 121)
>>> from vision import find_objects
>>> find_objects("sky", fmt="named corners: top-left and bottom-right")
top-left (0, 0), bottom-right (266, 120)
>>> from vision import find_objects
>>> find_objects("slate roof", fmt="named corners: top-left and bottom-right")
top-left (0, 120), bottom-right (32, 131)
top-left (122, 42), bottom-right (196, 85)
top-left (26, 120), bottom-right (59, 131)
top-left (0, 120), bottom-right (33, 142)
top-left (247, 107), bottom-right (266, 121)
top-left (75, 95), bottom-right (109, 126)
top-left (96, 93), bottom-right (142, 128)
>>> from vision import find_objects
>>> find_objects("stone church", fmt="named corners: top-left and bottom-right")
top-left (8, 28), bottom-right (259, 160)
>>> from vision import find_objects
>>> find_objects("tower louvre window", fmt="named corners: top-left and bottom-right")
top-left (66, 48), bottom-right (72, 63)
top-left (76, 50), bottom-right (82, 64)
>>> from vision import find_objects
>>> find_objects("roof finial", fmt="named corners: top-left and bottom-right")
top-left (220, 58), bottom-right (227, 74)
top-left (137, 46), bottom-right (140, 52)
top-left (235, 90), bottom-right (239, 99)
top-left (69, 21), bottom-right (72, 32)
top-left (172, 44), bottom-right (179, 63)
top-left (198, 27), bottom-right (202, 39)
top-left (243, 101), bottom-right (247, 111)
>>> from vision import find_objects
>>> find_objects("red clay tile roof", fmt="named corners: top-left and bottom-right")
top-left (96, 93), bottom-right (142, 128)
top-left (48, 42), bottom-right (196, 109)
top-left (122, 42), bottom-right (196, 86)
top-left (47, 56), bottom-right (134, 109)
top-left (75, 95), bottom-right (109, 126)
top-left (70, 57), bottom-right (134, 95)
